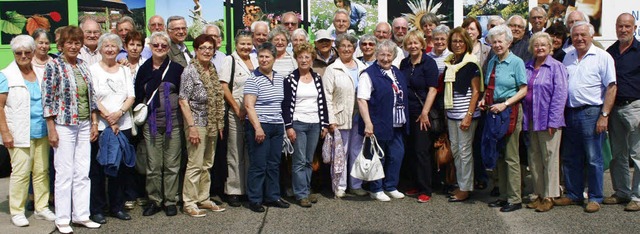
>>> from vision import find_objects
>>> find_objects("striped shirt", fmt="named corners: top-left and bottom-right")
top-left (446, 87), bottom-right (481, 120)
top-left (244, 69), bottom-right (285, 124)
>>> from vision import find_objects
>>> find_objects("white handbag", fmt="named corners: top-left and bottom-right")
top-left (133, 62), bottom-right (171, 126)
top-left (350, 135), bottom-right (385, 181)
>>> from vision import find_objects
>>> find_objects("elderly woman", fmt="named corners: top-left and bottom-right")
top-left (282, 42), bottom-right (329, 207)
top-left (357, 34), bottom-right (377, 66)
top-left (357, 39), bottom-right (409, 202)
top-left (244, 42), bottom-right (288, 212)
top-left (427, 25), bottom-right (452, 75)
top-left (324, 33), bottom-right (368, 197)
top-left (544, 23), bottom-right (568, 62)
top-left (269, 25), bottom-right (297, 76)
top-left (179, 34), bottom-right (226, 217)
top-left (31, 29), bottom-right (55, 78)
top-left (291, 28), bottom-right (308, 51)
top-left (134, 32), bottom-right (184, 217)
top-left (0, 35), bottom-right (56, 227)
top-left (219, 30), bottom-right (257, 207)
top-left (441, 27), bottom-right (483, 202)
top-left (522, 32), bottom-right (567, 212)
top-left (42, 26), bottom-right (101, 233)
top-left (480, 24), bottom-right (528, 212)
top-left (462, 17), bottom-right (491, 69)
top-left (420, 13), bottom-right (440, 53)
top-left (88, 33), bottom-right (136, 223)
top-left (399, 30), bottom-right (440, 203)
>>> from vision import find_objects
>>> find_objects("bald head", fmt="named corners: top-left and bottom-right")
top-left (148, 15), bottom-right (165, 33)
top-left (616, 13), bottom-right (637, 44)
top-left (374, 22), bottom-right (392, 41)
top-left (565, 11), bottom-right (589, 30)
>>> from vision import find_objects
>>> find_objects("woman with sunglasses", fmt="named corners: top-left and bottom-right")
top-left (218, 30), bottom-right (257, 207)
top-left (134, 32), bottom-right (184, 217)
top-left (88, 33), bottom-right (136, 223)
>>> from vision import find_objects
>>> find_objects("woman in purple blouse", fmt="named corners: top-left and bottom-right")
top-left (522, 32), bottom-right (568, 212)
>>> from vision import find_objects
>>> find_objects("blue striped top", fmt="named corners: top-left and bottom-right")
top-left (244, 69), bottom-right (285, 124)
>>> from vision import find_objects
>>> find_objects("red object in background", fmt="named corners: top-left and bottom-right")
top-left (49, 11), bottom-right (61, 22)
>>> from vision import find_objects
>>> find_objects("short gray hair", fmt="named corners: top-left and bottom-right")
top-left (31, 28), bottom-right (50, 41)
top-left (432, 24), bottom-right (450, 37)
top-left (507, 15), bottom-right (526, 27)
top-left (528, 32), bottom-right (552, 54)
top-left (268, 25), bottom-right (290, 42)
top-left (375, 39), bottom-right (397, 59)
top-left (530, 6), bottom-right (547, 18)
top-left (166, 16), bottom-right (185, 29)
top-left (202, 24), bottom-right (221, 35)
top-left (336, 33), bottom-right (358, 47)
top-left (420, 13), bottom-right (440, 28)
top-left (10, 35), bottom-right (35, 53)
top-left (334, 9), bottom-right (350, 21)
top-left (97, 33), bottom-right (123, 51)
top-left (257, 42), bottom-right (277, 57)
top-left (488, 16), bottom-right (505, 27)
top-left (148, 31), bottom-right (170, 45)
top-left (564, 10), bottom-right (590, 26)
top-left (79, 15), bottom-right (98, 30)
top-left (359, 34), bottom-right (377, 44)
top-left (487, 24), bottom-right (513, 43)
top-left (116, 16), bottom-right (135, 29)
top-left (291, 28), bottom-right (308, 41)
top-left (251, 21), bottom-right (270, 33)
top-left (570, 21), bottom-right (595, 37)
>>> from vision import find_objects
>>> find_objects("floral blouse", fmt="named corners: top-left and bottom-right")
top-left (178, 62), bottom-right (224, 130)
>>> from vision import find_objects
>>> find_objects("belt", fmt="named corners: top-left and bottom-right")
top-left (614, 98), bottom-right (638, 106)
top-left (567, 105), bottom-right (600, 111)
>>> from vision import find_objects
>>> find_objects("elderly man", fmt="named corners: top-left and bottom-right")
top-left (166, 16), bottom-right (191, 67)
top-left (528, 7), bottom-right (547, 37)
top-left (563, 10), bottom-right (604, 51)
top-left (554, 21), bottom-right (617, 213)
top-left (392, 17), bottom-right (409, 49)
top-left (139, 15), bottom-right (165, 59)
top-left (368, 22), bottom-right (404, 67)
top-left (115, 16), bottom-right (136, 61)
top-left (280, 12), bottom-right (299, 54)
top-left (78, 17), bottom-right (102, 65)
top-left (312, 29), bottom-right (337, 76)
top-left (506, 15), bottom-right (532, 60)
top-left (604, 13), bottom-right (640, 212)
top-left (251, 21), bottom-right (269, 55)
top-left (482, 16), bottom-right (505, 45)
top-left (331, 9), bottom-right (351, 38)
top-left (203, 24), bottom-right (226, 70)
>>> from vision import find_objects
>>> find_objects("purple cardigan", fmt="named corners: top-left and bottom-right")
top-left (523, 55), bottom-right (568, 132)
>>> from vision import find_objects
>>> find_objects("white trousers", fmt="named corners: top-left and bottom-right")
top-left (54, 120), bottom-right (91, 224)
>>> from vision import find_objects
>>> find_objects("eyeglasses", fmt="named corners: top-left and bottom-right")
top-left (360, 42), bottom-right (376, 47)
top-left (151, 43), bottom-right (169, 49)
top-left (169, 27), bottom-right (187, 32)
top-left (451, 40), bottom-right (465, 45)
top-left (14, 51), bottom-right (32, 56)
top-left (198, 46), bottom-right (214, 52)
top-left (283, 22), bottom-right (297, 26)
top-left (508, 24), bottom-right (525, 29)
top-left (209, 34), bottom-right (221, 39)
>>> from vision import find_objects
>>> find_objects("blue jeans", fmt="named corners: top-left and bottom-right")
top-left (245, 122), bottom-right (284, 203)
top-left (561, 105), bottom-right (604, 203)
top-left (291, 121), bottom-right (321, 200)
top-left (369, 128), bottom-right (405, 193)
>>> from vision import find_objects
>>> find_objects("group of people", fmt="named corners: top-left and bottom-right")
top-left (2, 5), bottom-right (640, 233)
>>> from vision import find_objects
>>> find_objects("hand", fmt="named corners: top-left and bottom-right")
top-left (118, 58), bottom-right (130, 66)
top-left (48, 129), bottom-right (59, 148)
top-left (478, 99), bottom-right (486, 111)
top-left (90, 124), bottom-right (99, 142)
top-left (234, 106), bottom-right (247, 119)
top-left (106, 111), bottom-right (122, 125)
top-left (110, 124), bottom-right (120, 135)
top-left (548, 128), bottom-right (557, 136)
top-left (321, 128), bottom-right (329, 139)
top-left (596, 116), bottom-right (608, 134)
top-left (489, 102), bottom-right (508, 113)
top-left (188, 127), bottom-right (201, 145)
top-left (286, 128), bottom-right (296, 143)
top-left (254, 127), bottom-right (266, 144)
top-left (329, 124), bottom-right (337, 133)
top-left (2, 132), bottom-right (14, 148)
top-left (416, 112), bottom-right (431, 131)
top-left (364, 123), bottom-right (374, 137)
top-left (460, 115), bottom-right (471, 131)
top-left (218, 129), bottom-right (224, 140)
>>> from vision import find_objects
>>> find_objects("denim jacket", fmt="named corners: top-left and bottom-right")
top-left (42, 56), bottom-right (98, 125)
top-left (523, 55), bottom-right (568, 131)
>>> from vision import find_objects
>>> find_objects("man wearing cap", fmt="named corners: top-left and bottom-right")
top-left (312, 29), bottom-right (338, 76)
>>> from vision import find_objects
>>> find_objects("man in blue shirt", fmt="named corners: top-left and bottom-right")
top-left (604, 13), bottom-right (640, 212)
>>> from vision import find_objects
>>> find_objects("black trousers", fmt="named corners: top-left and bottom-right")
top-left (405, 116), bottom-right (434, 195)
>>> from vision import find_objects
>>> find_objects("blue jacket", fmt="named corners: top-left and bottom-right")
top-left (97, 128), bottom-right (136, 177)
top-left (480, 109), bottom-right (511, 170)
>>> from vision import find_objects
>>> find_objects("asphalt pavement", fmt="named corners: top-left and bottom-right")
top-left (0, 170), bottom-right (638, 234)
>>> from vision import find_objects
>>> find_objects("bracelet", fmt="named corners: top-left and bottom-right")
top-left (467, 111), bottom-right (473, 116)
top-left (91, 122), bottom-right (99, 125)
top-left (188, 124), bottom-right (195, 128)
top-left (504, 100), bottom-right (510, 106)
top-left (120, 109), bottom-right (126, 115)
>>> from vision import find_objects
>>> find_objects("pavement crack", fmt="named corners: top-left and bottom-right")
top-left (257, 207), bottom-right (269, 234)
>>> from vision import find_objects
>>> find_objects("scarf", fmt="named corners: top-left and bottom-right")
top-left (192, 60), bottom-right (223, 136)
top-left (443, 53), bottom-right (483, 109)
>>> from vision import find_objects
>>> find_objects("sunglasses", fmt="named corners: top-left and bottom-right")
top-left (152, 43), bottom-right (169, 49)
top-left (283, 22), bottom-right (297, 26)
top-left (14, 51), bottom-right (32, 56)
top-left (360, 42), bottom-right (376, 47)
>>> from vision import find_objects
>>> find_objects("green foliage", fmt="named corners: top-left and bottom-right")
top-left (1, 11), bottom-right (27, 35)
top-left (310, 0), bottom-right (377, 37)
top-left (464, 0), bottom-right (529, 19)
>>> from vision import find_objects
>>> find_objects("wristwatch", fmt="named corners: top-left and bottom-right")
top-left (601, 112), bottom-right (609, 117)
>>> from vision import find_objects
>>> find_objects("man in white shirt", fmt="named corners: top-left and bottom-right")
top-left (166, 16), bottom-right (191, 67)
top-left (202, 24), bottom-right (226, 70)
top-left (78, 17), bottom-right (102, 65)
top-left (355, 22), bottom-right (404, 67)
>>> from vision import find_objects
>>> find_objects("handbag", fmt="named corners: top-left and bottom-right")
top-left (412, 89), bottom-right (444, 134)
top-left (133, 62), bottom-right (171, 126)
top-left (350, 135), bottom-right (385, 181)
top-left (433, 133), bottom-right (456, 184)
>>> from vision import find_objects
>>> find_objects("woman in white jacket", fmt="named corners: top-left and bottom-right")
top-left (322, 33), bottom-right (367, 197)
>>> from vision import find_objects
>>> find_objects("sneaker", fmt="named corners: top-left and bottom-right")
top-left (585, 201), bottom-right (600, 213)
top-left (198, 201), bottom-right (226, 212)
top-left (385, 190), bottom-right (405, 199)
top-left (370, 191), bottom-right (391, 202)
top-left (405, 188), bottom-right (419, 196)
top-left (417, 194), bottom-right (431, 203)
top-left (298, 198), bottom-right (312, 208)
top-left (124, 201), bottom-right (136, 210)
top-left (624, 201), bottom-right (640, 212)
top-left (350, 188), bottom-right (368, 196)
top-left (56, 223), bottom-right (73, 234)
top-left (603, 194), bottom-right (631, 205)
top-left (72, 220), bottom-right (101, 229)
top-left (184, 207), bottom-right (206, 217)
top-left (335, 190), bottom-right (346, 198)
top-left (11, 214), bottom-right (29, 227)
top-left (34, 208), bottom-right (56, 221)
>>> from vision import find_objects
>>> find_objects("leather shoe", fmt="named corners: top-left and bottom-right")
top-left (165, 205), bottom-right (177, 216)
top-left (143, 203), bottom-right (161, 216)
top-left (500, 203), bottom-right (522, 212)
top-left (488, 200), bottom-right (508, 208)
top-left (249, 203), bottom-right (265, 213)
top-left (90, 214), bottom-right (106, 224)
top-left (111, 211), bottom-right (131, 220)
top-left (227, 195), bottom-right (241, 207)
top-left (490, 187), bottom-right (500, 197)
top-left (265, 199), bottom-right (290, 208)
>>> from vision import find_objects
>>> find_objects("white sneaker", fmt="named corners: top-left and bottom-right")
top-left (73, 220), bottom-right (101, 229)
top-left (335, 190), bottom-right (346, 198)
top-left (385, 190), bottom-right (405, 199)
top-left (56, 223), bottom-right (73, 234)
top-left (370, 191), bottom-right (391, 202)
top-left (11, 214), bottom-right (29, 227)
top-left (34, 208), bottom-right (56, 221)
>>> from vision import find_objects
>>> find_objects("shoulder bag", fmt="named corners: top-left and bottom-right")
top-left (132, 62), bottom-right (171, 126)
